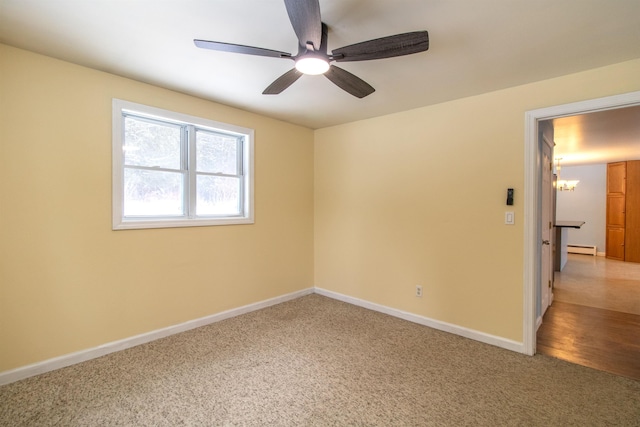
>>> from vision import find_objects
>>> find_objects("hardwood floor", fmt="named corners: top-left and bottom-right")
top-left (537, 301), bottom-right (640, 379)
top-left (537, 254), bottom-right (640, 380)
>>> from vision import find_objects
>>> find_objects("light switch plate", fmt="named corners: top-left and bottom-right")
top-left (505, 211), bottom-right (515, 225)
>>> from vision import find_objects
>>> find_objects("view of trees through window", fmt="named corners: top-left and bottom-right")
top-left (123, 115), bottom-right (242, 217)
top-left (195, 130), bottom-right (241, 215)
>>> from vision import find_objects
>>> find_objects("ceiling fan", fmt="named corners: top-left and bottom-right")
top-left (194, 0), bottom-right (429, 98)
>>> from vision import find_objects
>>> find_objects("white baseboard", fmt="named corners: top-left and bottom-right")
top-left (314, 288), bottom-right (525, 354)
top-left (0, 288), bottom-right (314, 386)
top-left (597, 251), bottom-right (606, 257)
top-left (567, 244), bottom-right (597, 256)
top-left (1, 286), bottom-right (526, 386)
top-left (536, 315), bottom-right (543, 331)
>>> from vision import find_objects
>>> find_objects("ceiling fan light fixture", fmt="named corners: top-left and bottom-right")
top-left (295, 55), bottom-right (329, 75)
top-left (194, 0), bottom-right (429, 97)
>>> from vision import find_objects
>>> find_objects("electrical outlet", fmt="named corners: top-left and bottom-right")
top-left (416, 285), bottom-right (423, 297)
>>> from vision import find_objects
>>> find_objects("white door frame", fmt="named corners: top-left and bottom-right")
top-left (522, 90), bottom-right (640, 356)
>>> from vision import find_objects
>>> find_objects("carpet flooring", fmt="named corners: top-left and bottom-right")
top-left (1, 294), bottom-right (639, 426)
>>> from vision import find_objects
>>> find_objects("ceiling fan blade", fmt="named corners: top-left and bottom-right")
top-left (263, 68), bottom-right (304, 94)
top-left (332, 31), bottom-right (429, 62)
top-left (284, 0), bottom-right (322, 50)
top-left (194, 39), bottom-right (292, 59)
top-left (324, 65), bottom-right (375, 98)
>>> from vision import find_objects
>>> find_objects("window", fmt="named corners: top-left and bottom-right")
top-left (112, 99), bottom-right (254, 230)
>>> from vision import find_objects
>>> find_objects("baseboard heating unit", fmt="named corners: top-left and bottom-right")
top-left (567, 244), bottom-right (597, 256)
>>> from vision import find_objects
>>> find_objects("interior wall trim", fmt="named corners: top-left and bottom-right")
top-left (0, 288), bottom-right (314, 386)
top-left (315, 287), bottom-right (524, 354)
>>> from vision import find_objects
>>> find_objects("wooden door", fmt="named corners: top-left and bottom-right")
top-left (606, 162), bottom-right (626, 260)
top-left (625, 161), bottom-right (640, 262)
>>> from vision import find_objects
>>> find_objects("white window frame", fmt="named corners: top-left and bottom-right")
top-left (112, 99), bottom-right (254, 230)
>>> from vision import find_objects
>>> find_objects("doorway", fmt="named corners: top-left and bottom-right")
top-left (523, 90), bottom-right (640, 356)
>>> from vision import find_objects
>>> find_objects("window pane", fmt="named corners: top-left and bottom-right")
top-left (124, 116), bottom-right (181, 169)
top-left (196, 175), bottom-right (240, 216)
top-left (124, 168), bottom-right (184, 216)
top-left (196, 130), bottom-right (239, 175)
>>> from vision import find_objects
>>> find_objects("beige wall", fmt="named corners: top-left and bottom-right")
top-left (314, 58), bottom-right (640, 342)
top-left (0, 44), bottom-right (314, 372)
top-left (2, 41), bottom-right (639, 373)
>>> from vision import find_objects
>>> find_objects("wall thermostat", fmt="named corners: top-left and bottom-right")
top-left (506, 188), bottom-right (514, 206)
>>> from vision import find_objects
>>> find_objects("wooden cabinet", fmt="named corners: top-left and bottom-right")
top-left (607, 162), bottom-right (626, 193)
top-left (606, 227), bottom-right (625, 260)
top-left (606, 195), bottom-right (626, 227)
top-left (606, 161), bottom-right (640, 263)
top-left (626, 161), bottom-right (640, 262)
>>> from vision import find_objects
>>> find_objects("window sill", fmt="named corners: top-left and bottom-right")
top-left (112, 216), bottom-right (254, 230)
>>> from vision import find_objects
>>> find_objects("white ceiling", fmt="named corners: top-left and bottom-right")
top-left (2, 0), bottom-right (640, 165)
top-left (550, 106), bottom-right (640, 167)
top-left (2, 0), bottom-right (640, 131)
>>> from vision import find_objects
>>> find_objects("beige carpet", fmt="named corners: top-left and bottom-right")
top-left (1, 294), bottom-right (639, 426)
